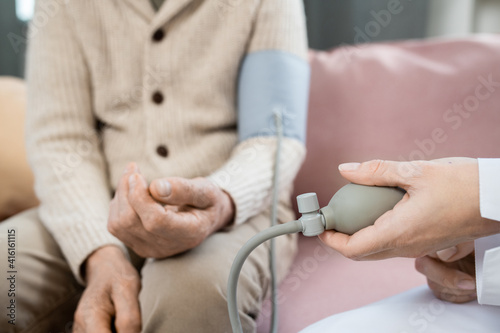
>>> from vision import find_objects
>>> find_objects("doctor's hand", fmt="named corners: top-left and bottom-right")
top-left (319, 158), bottom-right (500, 260)
top-left (108, 163), bottom-right (234, 258)
top-left (415, 242), bottom-right (476, 304)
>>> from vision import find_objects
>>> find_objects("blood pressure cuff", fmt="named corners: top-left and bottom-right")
top-left (237, 50), bottom-right (310, 143)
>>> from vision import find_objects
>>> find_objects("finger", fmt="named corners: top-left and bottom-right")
top-left (318, 225), bottom-right (392, 261)
top-left (117, 173), bottom-right (140, 218)
top-left (338, 160), bottom-right (422, 190)
top-left (436, 294), bottom-right (476, 304)
top-left (115, 163), bottom-right (141, 227)
top-left (112, 279), bottom-right (142, 333)
top-left (426, 279), bottom-right (476, 298)
top-left (116, 162), bottom-right (139, 193)
top-left (83, 310), bottom-right (114, 333)
top-left (161, 208), bottom-right (207, 229)
top-left (150, 177), bottom-right (216, 208)
top-left (317, 203), bottom-right (411, 261)
top-left (429, 287), bottom-right (477, 304)
top-left (427, 252), bottom-right (438, 259)
top-left (109, 171), bottom-right (154, 254)
top-left (108, 174), bottom-right (144, 243)
top-left (128, 173), bottom-right (166, 223)
top-left (434, 247), bottom-right (457, 262)
top-left (415, 256), bottom-right (476, 291)
top-left (75, 293), bottom-right (114, 333)
top-left (428, 279), bottom-right (477, 304)
top-left (72, 321), bottom-right (84, 333)
top-left (108, 197), bottom-right (120, 229)
top-left (436, 242), bottom-right (474, 262)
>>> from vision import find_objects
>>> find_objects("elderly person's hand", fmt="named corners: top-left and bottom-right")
top-left (415, 242), bottom-right (476, 304)
top-left (319, 158), bottom-right (500, 260)
top-left (108, 163), bottom-right (234, 258)
top-left (73, 245), bottom-right (142, 333)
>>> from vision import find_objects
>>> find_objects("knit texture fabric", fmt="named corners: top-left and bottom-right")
top-left (25, 0), bottom-right (308, 284)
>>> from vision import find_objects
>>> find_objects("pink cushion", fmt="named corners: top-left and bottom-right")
top-left (296, 34), bottom-right (500, 208)
top-left (257, 35), bottom-right (500, 332)
top-left (257, 237), bottom-right (425, 332)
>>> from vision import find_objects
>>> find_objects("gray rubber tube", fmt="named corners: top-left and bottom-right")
top-left (227, 220), bottom-right (304, 333)
top-left (269, 111), bottom-right (283, 333)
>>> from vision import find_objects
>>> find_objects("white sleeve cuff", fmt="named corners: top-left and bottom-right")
top-left (475, 235), bottom-right (500, 306)
top-left (478, 158), bottom-right (500, 222)
top-left (475, 159), bottom-right (500, 306)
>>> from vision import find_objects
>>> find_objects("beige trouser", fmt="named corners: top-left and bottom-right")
top-left (0, 207), bottom-right (297, 333)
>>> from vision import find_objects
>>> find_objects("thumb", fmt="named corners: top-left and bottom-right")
top-left (149, 177), bottom-right (213, 208)
top-left (338, 160), bottom-right (420, 190)
top-left (112, 280), bottom-right (142, 333)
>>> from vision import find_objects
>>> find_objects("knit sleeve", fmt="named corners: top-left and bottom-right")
top-left (246, 0), bottom-right (308, 60)
top-left (25, 0), bottom-right (126, 285)
top-left (208, 0), bottom-right (310, 225)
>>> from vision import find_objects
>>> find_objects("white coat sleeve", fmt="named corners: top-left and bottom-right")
top-left (475, 158), bottom-right (500, 306)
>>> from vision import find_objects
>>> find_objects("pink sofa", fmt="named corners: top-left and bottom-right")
top-left (1, 35), bottom-right (500, 333)
top-left (257, 34), bottom-right (500, 332)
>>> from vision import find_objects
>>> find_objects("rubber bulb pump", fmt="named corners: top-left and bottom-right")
top-left (297, 184), bottom-right (406, 236)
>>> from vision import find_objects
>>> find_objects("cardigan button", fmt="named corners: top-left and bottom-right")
top-left (156, 145), bottom-right (168, 158)
top-left (152, 29), bottom-right (165, 42)
top-left (152, 91), bottom-right (164, 104)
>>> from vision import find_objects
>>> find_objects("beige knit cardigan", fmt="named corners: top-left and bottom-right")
top-left (26, 0), bottom-right (308, 284)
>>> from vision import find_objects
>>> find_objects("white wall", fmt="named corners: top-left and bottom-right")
top-left (426, 0), bottom-right (475, 37)
top-left (474, 0), bottom-right (500, 33)
top-left (426, 0), bottom-right (500, 37)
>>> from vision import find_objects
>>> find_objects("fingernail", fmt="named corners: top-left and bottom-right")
top-left (436, 246), bottom-right (457, 261)
top-left (128, 174), bottom-right (137, 190)
top-left (339, 163), bottom-right (360, 172)
top-left (155, 180), bottom-right (171, 197)
top-left (123, 163), bottom-right (133, 174)
top-left (123, 162), bottom-right (138, 174)
top-left (457, 279), bottom-right (476, 290)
